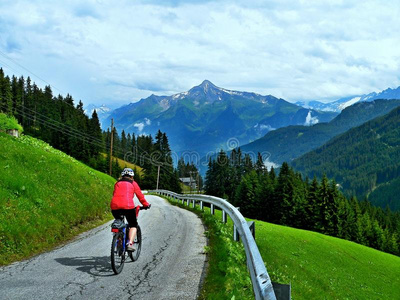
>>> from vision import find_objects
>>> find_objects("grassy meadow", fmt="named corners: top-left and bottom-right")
top-left (161, 195), bottom-right (400, 300)
top-left (0, 132), bottom-right (116, 265)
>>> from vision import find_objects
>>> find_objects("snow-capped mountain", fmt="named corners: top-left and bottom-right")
top-left (104, 80), bottom-right (337, 156)
top-left (296, 86), bottom-right (400, 112)
top-left (83, 104), bottom-right (112, 125)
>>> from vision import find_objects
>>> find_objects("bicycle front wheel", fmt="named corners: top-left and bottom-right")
top-left (130, 225), bottom-right (142, 261)
top-left (111, 232), bottom-right (126, 274)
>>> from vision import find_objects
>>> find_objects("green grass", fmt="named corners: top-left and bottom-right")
top-left (256, 221), bottom-right (400, 300)
top-left (0, 113), bottom-right (23, 133)
top-left (0, 133), bottom-right (115, 265)
top-left (156, 194), bottom-right (400, 299)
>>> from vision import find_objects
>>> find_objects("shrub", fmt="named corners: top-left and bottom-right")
top-left (0, 113), bottom-right (23, 133)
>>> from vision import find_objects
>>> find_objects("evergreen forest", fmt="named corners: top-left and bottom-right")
top-left (0, 69), bottom-right (181, 191)
top-left (205, 149), bottom-right (400, 256)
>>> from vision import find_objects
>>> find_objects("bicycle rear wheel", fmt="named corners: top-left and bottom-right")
top-left (111, 232), bottom-right (126, 274)
top-left (130, 225), bottom-right (142, 261)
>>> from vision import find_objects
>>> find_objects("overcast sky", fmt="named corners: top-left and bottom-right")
top-left (1, 0), bottom-right (399, 107)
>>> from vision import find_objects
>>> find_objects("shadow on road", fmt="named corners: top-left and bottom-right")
top-left (55, 256), bottom-right (115, 277)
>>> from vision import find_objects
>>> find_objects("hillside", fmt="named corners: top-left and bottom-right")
top-left (0, 133), bottom-right (115, 265)
top-left (105, 80), bottom-right (337, 155)
top-left (100, 153), bottom-right (144, 176)
top-left (239, 99), bottom-right (400, 165)
top-left (183, 203), bottom-right (400, 299)
top-left (291, 105), bottom-right (400, 210)
top-left (256, 220), bottom-right (400, 299)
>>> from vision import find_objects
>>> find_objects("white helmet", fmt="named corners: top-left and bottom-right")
top-left (121, 168), bottom-right (134, 177)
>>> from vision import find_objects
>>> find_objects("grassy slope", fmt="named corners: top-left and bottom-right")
top-left (256, 221), bottom-right (400, 299)
top-left (100, 153), bottom-right (144, 176)
top-left (0, 133), bottom-right (115, 265)
top-left (160, 197), bottom-right (400, 299)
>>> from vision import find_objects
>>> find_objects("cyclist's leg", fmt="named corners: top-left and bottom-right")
top-left (111, 209), bottom-right (124, 220)
top-left (124, 209), bottom-right (138, 244)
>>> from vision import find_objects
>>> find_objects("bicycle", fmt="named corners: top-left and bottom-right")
top-left (110, 205), bottom-right (150, 274)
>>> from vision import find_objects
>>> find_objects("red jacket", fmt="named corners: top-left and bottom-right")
top-left (110, 178), bottom-right (149, 210)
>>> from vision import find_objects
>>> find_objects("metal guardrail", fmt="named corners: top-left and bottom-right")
top-left (150, 189), bottom-right (277, 300)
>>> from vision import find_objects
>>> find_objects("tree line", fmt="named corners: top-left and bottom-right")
top-left (291, 105), bottom-right (400, 211)
top-left (0, 69), bottom-right (181, 191)
top-left (205, 149), bottom-right (400, 256)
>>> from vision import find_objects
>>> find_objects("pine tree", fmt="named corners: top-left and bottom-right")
top-left (306, 177), bottom-right (319, 230)
top-left (234, 170), bottom-right (261, 218)
top-left (255, 152), bottom-right (265, 175)
top-left (89, 109), bottom-right (104, 157)
top-left (274, 162), bottom-right (294, 225)
top-left (0, 74), bottom-right (13, 114)
top-left (257, 170), bottom-right (275, 221)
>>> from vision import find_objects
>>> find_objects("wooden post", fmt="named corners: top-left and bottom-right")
top-left (197, 172), bottom-right (200, 194)
top-left (156, 165), bottom-right (161, 190)
top-left (109, 119), bottom-right (114, 176)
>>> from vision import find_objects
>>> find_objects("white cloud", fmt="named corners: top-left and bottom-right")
top-left (304, 111), bottom-right (319, 126)
top-left (133, 122), bottom-right (145, 132)
top-left (0, 0), bottom-right (399, 106)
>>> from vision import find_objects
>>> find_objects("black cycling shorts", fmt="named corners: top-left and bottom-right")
top-left (111, 209), bottom-right (138, 228)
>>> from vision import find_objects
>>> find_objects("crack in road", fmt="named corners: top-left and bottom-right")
top-left (122, 233), bottom-right (175, 299)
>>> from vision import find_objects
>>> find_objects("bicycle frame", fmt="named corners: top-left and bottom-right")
top-left (111, 220), bottom-right (129, 252)
top-left (110, 205), bottom-right (148, 274)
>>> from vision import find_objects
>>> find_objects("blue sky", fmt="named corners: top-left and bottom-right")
top-left (0, 0), bottom-right (399, 107)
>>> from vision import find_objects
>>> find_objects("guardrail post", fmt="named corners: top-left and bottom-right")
top-left (233, 225), bottom-right (240, 242)
top-left (222, 210), bottom-right (227, 223)
top-left (181, 198), bottom-right (184, 205)
top-left (247, 221), bottom-right (255, 239)
top-left (210, 204), bottom-right (215, 215)
top-left (200, 201), bottom-right (204, 211)
top-left (187, 198), bottom-right (190, 206)
top-left (192, 199), bottom-right (196, 208)
top-left (233, 207), bottom-right (240, 241)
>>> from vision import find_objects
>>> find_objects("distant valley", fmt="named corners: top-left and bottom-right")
top-left (239, 99), bottom-right (400, 165)
top-left (292, 105), bottom-right (400, 210)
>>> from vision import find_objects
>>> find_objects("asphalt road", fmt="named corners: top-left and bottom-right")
top-left (0, 195), bottom-right (207, 300)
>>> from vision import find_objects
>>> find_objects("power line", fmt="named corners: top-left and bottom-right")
top-left (0, 58), bottom-right (24, 76)
top-left (3, 103), bottom-right (107, 149)
top-left (0, 103), bottom-right (107, 150)
top-left (11, 101), bottom-right (106, 146)
top-left (1, 103), bottom-right (174, 174)
top-left (0, 53), bottom-right (178, 177)
top-left (0, 50), bottom-right (66, 96)
top-left (0, 51), bottom-right (84, 112)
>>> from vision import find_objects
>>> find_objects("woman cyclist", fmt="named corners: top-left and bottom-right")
top-left (110, 168), bottom-right (150, 251)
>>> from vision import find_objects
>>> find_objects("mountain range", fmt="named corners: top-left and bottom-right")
top-left (83, 104), bottom-right (112, 126)
top-left (103, 80), bottom-right (337, 156)
top-left (291, 105), bottom-right (400, 211)
top-left (238, 99), bottom-right (400, 165)
top-left (296, 86), bottom-right (400, 112)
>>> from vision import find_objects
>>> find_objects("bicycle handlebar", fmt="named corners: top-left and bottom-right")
top-left (139, 204), bottom-right (151, 210)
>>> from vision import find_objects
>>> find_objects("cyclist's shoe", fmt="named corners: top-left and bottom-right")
top-left (127, 243), bottom-right (135, 252)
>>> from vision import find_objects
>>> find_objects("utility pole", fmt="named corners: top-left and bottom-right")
top-left (189, 171), bottom-right (193, 194)
top-left (156, 164), bottom-right (161, 190)
top-left (109, 118), bottom-right (114, 176)
top-left (197, 172), bottom-right (200, 194)
top-left (190, 171), bottom-right (198, 193)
